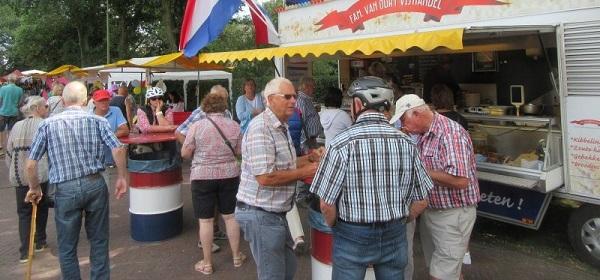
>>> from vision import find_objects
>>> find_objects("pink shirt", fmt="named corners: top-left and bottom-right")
top-left (136, 108), bottom-right (174, 134)
top-left (417, 113), bottom-right (480, 209)
top-left (184, 113), bottom-right (242, 180)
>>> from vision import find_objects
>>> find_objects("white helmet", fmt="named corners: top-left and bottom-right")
top-left (347, 76), bottom-right (394, 111)
top-left (146, 87), bottom-right (164, 99)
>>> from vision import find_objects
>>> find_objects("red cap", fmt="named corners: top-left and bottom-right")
top-left (93, 90), bottom-right (111, 101)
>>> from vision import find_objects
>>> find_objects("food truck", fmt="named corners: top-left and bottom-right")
top-left (199, 0), bottom-right (600, 270)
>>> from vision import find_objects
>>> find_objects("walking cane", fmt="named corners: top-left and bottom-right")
top-left (25, 202), bottom-right (37, 280)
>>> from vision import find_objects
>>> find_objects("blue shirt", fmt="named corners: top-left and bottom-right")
top-left (176, 107), bottom-right (232, 136)
top-left (29, 106), bottom-right (122, 184)
top-left (235, 93), bottom-right (265, 134)
top-left (91, 106), bottom-right (127, 132)
top-left (0, 83), bottom-right (24, 116)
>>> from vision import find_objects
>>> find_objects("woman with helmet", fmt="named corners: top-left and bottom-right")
top-left (136, 87), bottom-right (177, 134)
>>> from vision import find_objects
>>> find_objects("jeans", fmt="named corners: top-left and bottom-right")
top-left (54, 174), bottom-right (110, 280)
top-left (235, 206), bottom-right (296, 280)
top-left (16, 184), bottom-right (49, 257)
top-left (332, 220), bottom-right (408, 280)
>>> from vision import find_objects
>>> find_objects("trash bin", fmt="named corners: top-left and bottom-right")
top-left (308, 203), bottom-right (375, 279)
top-left (120, 133), bottom-right (183, 242)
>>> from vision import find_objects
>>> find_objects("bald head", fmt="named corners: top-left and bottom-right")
top-left (63, 81), bottom-right (88, 106)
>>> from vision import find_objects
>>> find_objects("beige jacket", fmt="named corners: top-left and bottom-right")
top-left (5, 117), bottom-right (49, 187)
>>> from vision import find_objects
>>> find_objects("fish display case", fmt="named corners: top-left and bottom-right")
top-left (463, 113), bottom-right (564, 193)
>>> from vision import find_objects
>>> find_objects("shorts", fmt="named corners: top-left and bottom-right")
top-left (0, 115), bottom-right (18, 132)
top-left (191, 177), bottom-right (240, 219)
top-left (419, 205), bottom-right (476, 280)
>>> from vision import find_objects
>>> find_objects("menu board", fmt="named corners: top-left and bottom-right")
top-left (565, 95), bottom-right (600, 199)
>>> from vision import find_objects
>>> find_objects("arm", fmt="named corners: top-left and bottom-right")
top-left (407, 199), bottom-right (428, 222)
top-left (111, 146), bottom-right (128, 199)
top-left (296, 147), bottom-right (325, 168)
top-left (175, 131), bottom-right (186, 144)
top-left (320, 200), bottom-right (337, 227)
top-left (255, 163), bottom-right (317, 187)
top-left (25, 159), bottom-right (43, 204)
top-left (115, 124), bottom-right (129, 138)
top-left (181, 124), bottom-right (197, 160)
top-left (427, 170), bottom-right (468, 189)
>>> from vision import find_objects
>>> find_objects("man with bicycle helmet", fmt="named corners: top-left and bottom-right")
top-left (310, 76), bottom-right (433, 279)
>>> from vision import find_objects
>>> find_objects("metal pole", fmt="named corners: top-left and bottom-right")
top-left (106, 0), bottom-right (110, 64)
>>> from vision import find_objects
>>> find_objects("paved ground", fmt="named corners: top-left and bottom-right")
top-left (1, 164), bottom-right (599, 280)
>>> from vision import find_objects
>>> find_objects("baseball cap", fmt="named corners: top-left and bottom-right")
top-left (92, 89), bottom-right (111, 101)
top-left (388, 94), bottom-right (426, 124)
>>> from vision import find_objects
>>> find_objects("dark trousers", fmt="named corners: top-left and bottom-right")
top-left (16, 183), bottom-right (49, 257)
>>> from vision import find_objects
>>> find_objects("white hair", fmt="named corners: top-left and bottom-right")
top-left (7, 74), bottom-right (17, 83)
top-left (264, 77), bottom-right (293, 105)
top-left (52, 83), bottom-right (65, 96)
top-left (209, 84), bottom-right (229, 97)
top-left (20, 96), bottom-right (46, 116)
top-left (62, 81), bottom-right (88, 106)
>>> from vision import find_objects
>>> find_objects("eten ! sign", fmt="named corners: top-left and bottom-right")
top-left (477, 181), bottom-right (551, 229)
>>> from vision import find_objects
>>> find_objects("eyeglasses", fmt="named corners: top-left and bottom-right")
top-left (149, 97), bottom-right (161, 101)
top-left (274, 93), bottom-right (297, 100)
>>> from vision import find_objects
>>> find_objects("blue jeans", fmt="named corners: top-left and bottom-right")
top-left (332, 220), bottom-right (408, 280)
top-left (54, 174), bottom-right (110, 280)
top-left (235, 206), bottom-right (296, 280)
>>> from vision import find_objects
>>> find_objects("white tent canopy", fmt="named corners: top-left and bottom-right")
top-left (102, 68), bottom-right (232, 109)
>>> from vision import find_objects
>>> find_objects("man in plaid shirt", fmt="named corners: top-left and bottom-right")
top-left (390, 93), bottom-right (480, 280)
top-left (311, 76), bottom-right (433, 279)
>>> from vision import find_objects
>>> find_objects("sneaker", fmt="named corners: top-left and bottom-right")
top-left (463, 252), bottom-right (472, 265)
top-left (35, 242), bottom-right (48, 252)
top-left (213, 230), bottom-right (228, 240)
top-left (19, 254), bottom-right (28, 264)
top-left (197, 241), bottom-right (220, 253)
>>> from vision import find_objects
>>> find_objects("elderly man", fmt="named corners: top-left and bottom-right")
top-left (0, 74), bottom-right (24, 155)
top-left (310, 76), bottom-right (433, 280)
top-left (296, 76), bottom-right (323, 148)
top-left (235, 77), bottom-right (320, 280)
top-left (92, 89), bottom-right (129, 175)
top-left (25, 81), bottom-right (128, 280)
top-left (389, 94), bottom-right (480, 280)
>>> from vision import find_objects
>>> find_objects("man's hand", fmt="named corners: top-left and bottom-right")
top-left (25, 187), bottom-right (43, 204)
top-left (114, 177), bottom-right (127, 199)
top-left (301, 161), bottom-right (319, 178)
top-left (308, 147), bottom-right (325, 163)
top-left (320, 200), bottom-right (337, 227)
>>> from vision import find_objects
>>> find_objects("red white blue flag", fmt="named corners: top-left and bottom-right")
top-left (179, 0), bottom-right (243, 57)
top-left (244, 0), bottom-right (280, 46)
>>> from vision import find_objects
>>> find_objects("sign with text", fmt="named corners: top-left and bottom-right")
top-left (477, 181), bottom-right (551, 229)
top-left (278, 0), bottom-right (600, 43)
top-left (316, 0), bottom-right (505, 33)
top-left (565, 95), bottom-right (600, 200)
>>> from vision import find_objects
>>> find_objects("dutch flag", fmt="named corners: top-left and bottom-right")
top-left (244, 0), bottom-right (281, 46)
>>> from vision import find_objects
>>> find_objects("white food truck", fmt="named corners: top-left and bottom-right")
top-left (274, 0), bottom-right (600, 269)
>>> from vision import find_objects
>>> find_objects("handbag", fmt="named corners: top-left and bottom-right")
top-left (206, 117), bottom-right (236, 156)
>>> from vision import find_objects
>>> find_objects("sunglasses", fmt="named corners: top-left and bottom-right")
top-left (149, 97), bottom-right (162, 101)
top-left (274, 93), bottom-right (297, 100)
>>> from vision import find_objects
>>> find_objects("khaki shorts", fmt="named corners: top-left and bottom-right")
top-left (419, 206), bottom-right (476, 280)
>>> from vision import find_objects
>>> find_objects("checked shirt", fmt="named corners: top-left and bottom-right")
top-left (29, 106), bottom-right (122, 184)
top-left (310, 112), bottom-right (433, 223)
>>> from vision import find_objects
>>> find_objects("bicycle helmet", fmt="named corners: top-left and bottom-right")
top-left (146, 87), bottom-right (164, 99)
top-left (347, 76), bottom-right (394, 112)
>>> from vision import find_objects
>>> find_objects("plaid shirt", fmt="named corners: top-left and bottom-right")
top-left (175, 107), bottom-right (232, 136)
top-left (236, 107), bottom-right (297, 213)
top-left (310, 112), bottom-right (434, 223)
top-left (29, 106), bottom-right (122, 184)
top-left (296, 91), bottom-right (323, 139)
top-left (417, 113), bottom-right (480, 209)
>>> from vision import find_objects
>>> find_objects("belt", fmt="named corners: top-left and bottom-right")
top-left (338, 218), bottom-right (407, 228)
top-left (236, 201), bottom-right (287, 216)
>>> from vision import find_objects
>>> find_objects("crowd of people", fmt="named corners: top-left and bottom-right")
top-left (1, 71), bottom-right (479, 280)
